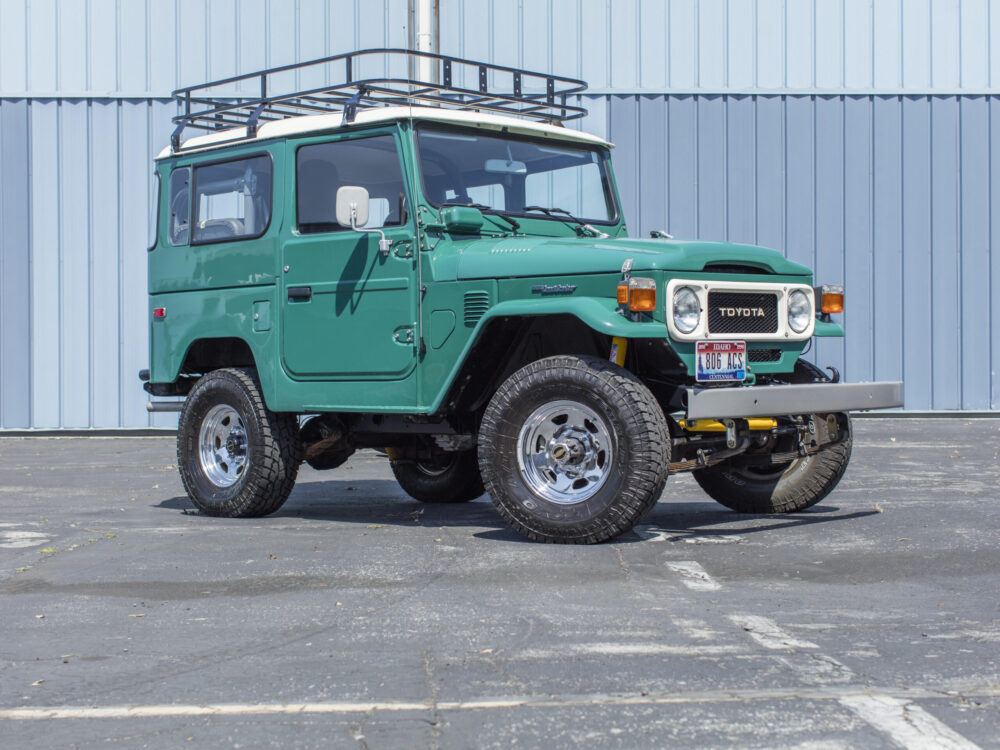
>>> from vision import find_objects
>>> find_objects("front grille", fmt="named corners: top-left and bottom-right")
top-left (748, 348), bottom-right (782, 363)
top-left (707, 291), bottom-right (778, 334)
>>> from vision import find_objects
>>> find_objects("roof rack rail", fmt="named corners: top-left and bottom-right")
top-left (169, 48), bottom-right (588, 152)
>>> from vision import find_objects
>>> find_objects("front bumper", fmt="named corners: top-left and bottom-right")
top-left (684, 381), bottom-right (904, 420)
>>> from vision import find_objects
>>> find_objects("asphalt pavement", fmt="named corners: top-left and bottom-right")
top-left (1, 418), bottom-right (998, 749)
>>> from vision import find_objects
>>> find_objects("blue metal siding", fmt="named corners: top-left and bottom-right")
top-left (0, 98), bottom-right (178, 429)
top-left (0, 1), bottom-right (997, 426)
top-left (602, 93), bottom-right (998, 411)
top-left (0, 100), bottom-right (32, 428)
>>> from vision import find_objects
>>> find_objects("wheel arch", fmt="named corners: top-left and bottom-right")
top-left (428, 297), bottom-right (676, 417)
top-left (149, 336), bottom-right (276, 405)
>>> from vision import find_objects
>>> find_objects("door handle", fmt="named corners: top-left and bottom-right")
top-left (287, 286), bottom-right (312, 301)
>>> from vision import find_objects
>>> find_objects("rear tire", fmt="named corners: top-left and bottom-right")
top-left (694, 414), bottom-right (852, 514)
top-left (177, 368), bottom-right (301, 517)
top-left (478, 355), bottom-right (670, 544)
top-left (391, 450), bottom-right (484, 504)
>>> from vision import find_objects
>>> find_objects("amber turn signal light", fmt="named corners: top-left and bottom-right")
top-left (814, 285), bottom-right (844, 314)
top-left (616, 283), bottom-right (629, 305)
top-left (617, 277), bottom-right (657, 312)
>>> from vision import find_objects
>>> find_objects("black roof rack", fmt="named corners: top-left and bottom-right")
top-left (169, 48), bottom-right (588, 152)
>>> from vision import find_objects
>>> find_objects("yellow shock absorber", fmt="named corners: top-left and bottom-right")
top-left (611, 336), bottom-right (628, 366)
top-left (680, 418), bottom-right (778, 432)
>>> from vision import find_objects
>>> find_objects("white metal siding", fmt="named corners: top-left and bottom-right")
top-left (440, 0), bottom-right (999, 94)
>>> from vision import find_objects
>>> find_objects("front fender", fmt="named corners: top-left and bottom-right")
top-left (424, 296), bottom-right (666, 413)
top-left (479, 296), bottom-right (668, 338)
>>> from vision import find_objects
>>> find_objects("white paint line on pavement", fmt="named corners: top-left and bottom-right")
top-left (665, 561), bottom-right (721, 591)
top-left (728, 615), bottom-right (820, 650)
top-left (515, 643), bottom-right (744, 659)
top-left (3, 685), bottom-right (999, 721)
top-left (839, 694), bottom-right (982, 750)
top-left (0, 531), bottom-right (51, 549)
top-left (728, 616), bottom-right (981, 748)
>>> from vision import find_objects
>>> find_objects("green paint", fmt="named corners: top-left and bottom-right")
top-left (147, 113), bottom-right (842, 415)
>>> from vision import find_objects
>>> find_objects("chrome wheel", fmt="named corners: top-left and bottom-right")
top-left (516, 399), bottom-right (613, 505)
top-left (198, 404), bottom-right (249, 488)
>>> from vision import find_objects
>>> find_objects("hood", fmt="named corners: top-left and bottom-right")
top-left (454, 236), bottom-right (811, 280)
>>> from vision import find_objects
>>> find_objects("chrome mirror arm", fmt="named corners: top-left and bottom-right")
top-left (349, 207), bottom-right (393, 257)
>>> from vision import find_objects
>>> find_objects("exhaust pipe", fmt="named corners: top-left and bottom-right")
top-left (146, 401), bottom-right (184, 413)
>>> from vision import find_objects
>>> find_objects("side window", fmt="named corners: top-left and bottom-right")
top-left (168, 167), bottom-right (190, 246)
top-left (192, 155), bottom-right (273, 244)
top-left (296, 135), bottom-right (407, 234)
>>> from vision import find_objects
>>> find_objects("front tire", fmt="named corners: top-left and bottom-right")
top-left (177, 368), bottom-right (301, 517)
top-left (391, 450), bottom-right (484, 503)
top-left (694, 414), bottom-right (853, 514)
top-left (478, 355), bottom-right (670, 544)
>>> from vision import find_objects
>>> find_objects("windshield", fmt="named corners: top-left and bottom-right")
top-left (415, 125), bottom-right (618, 224)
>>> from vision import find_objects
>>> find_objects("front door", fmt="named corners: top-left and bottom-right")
top-left (281, 131), bottom-right (417, 382)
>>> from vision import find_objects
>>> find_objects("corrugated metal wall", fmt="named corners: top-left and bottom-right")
top-left (0, 1), bottom-right (997, 427)
top-left (440, 0), bottom-right (999, 93)
top-left (587, 94), bottom-right (999, 412)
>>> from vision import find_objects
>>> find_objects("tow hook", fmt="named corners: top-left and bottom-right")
top-left (722, 419), bottom-right (738, 449)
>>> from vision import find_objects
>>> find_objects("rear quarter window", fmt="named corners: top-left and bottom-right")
top-left (167, 167), bottom-right (191, 246)
top-left (192, 155), bottom-right (273, 244)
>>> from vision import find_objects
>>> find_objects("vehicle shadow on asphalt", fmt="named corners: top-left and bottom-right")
top-left (156, 480), bottom-right (521, 538)
top-left (631, 503), bottom-right (882, 544)
top-left (156, 483), bottom-right (880, 545)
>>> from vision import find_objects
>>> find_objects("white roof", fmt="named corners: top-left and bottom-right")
top-left (155, 106), bottom-right (612, 160)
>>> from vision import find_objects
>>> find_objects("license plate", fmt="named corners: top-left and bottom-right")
top-left (696, 341), bottom-right (746, 382)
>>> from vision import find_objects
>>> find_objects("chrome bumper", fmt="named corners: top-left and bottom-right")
top-left (684, 381), bottom-right (904, 420)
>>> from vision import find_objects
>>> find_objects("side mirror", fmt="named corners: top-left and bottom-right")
top-left (440, 205), bottom-right (484, 234)
top-left (335, 185), bottom-right (392, 257)
top-left (336, 185), bottom-right (370, 228)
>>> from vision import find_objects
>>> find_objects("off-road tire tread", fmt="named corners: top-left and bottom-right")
top-left (694, 424), bottom-right (852, 514)
top-left (177, 367), bottom-right (302, 518)
top-left (478, 355), bottom-right (670, 544)
top-left (391, 450), bottom-right (485, 503)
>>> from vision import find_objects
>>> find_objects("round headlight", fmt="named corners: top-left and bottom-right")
top-left (672, 286), bottom-right (700, 334)
top-left (787, 289), bottom-right (811, 333)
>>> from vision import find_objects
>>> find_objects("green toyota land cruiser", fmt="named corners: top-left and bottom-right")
top-left (143, 50), bottom-right (902, 544)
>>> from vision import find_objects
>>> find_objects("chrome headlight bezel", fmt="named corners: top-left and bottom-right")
top-left (787, 289), bottom-right (812, 333)
top-left (672, 286), bottom-right (701, 334)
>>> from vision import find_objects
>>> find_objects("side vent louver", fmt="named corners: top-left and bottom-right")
top-left (463, 291), bottom-right (490, 327)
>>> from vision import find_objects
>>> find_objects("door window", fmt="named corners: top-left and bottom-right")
top-left (296, 135), bottom-right (407, 234)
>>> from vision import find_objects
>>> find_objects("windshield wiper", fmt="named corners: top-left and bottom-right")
top-left (523, 206), bottom-right (609, 238)
top-left (440, 201), bottom-right (520, 232)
